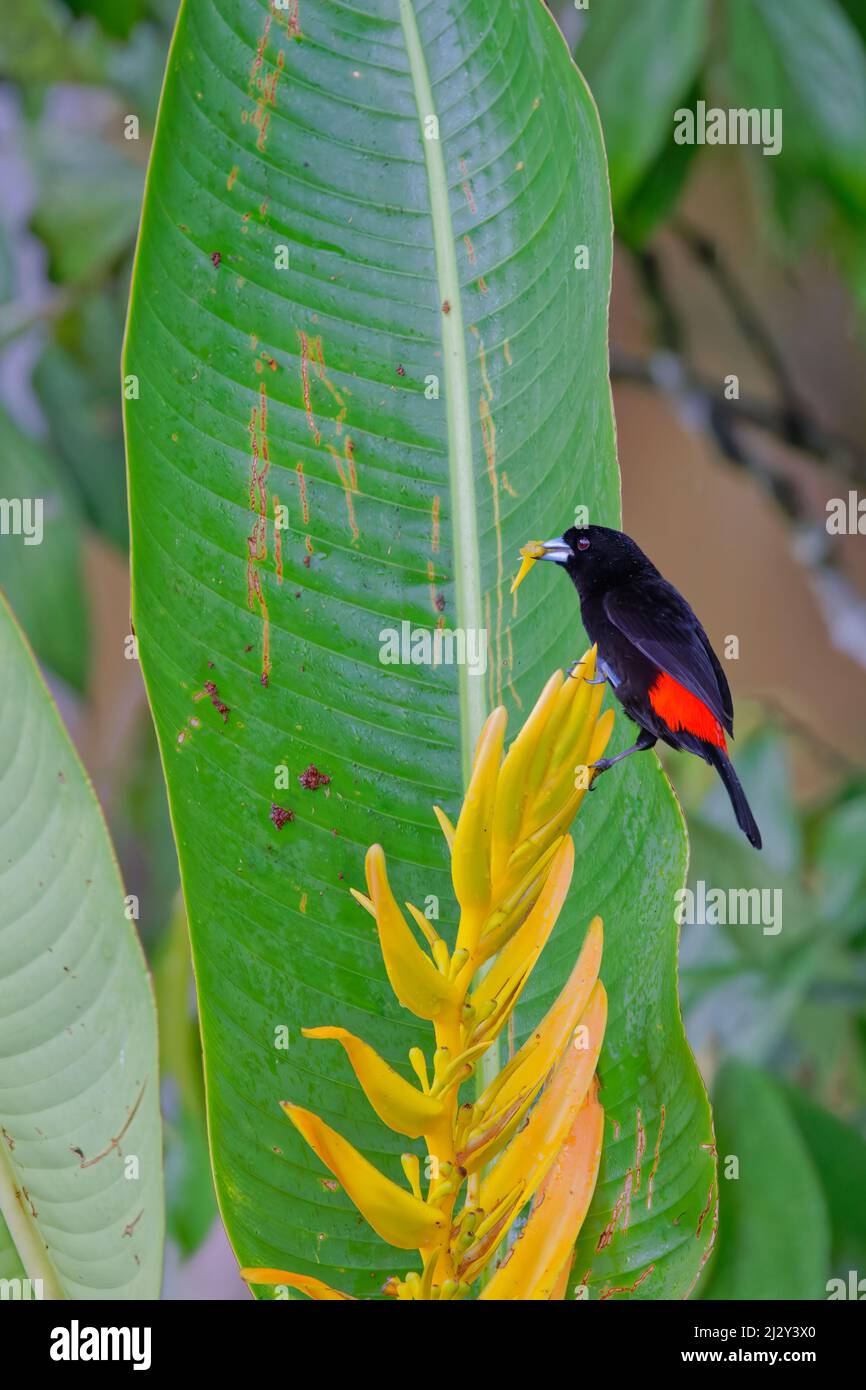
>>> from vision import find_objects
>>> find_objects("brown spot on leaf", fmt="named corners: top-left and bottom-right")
top-left (299, 764), bottom-right (330, 790)
top-left (198, 680), bottom-right (231, 723)
top-left (696, 1184), bottom-right (715, 1238)
top-left (80, 1081), bottom-right (147, 1168)
top-left (122, 1210), bottom-right (144, 1238)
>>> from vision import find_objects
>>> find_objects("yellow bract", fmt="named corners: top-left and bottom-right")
top-left (243, 654), bottom-right (614, 1301)
top-left (301, 1027), bottom-right (448, 1140)
top-left (478, 918), bottom-right (603, 1123)
top-left (281, 1104), bottom-right (444, 1250)
top-left (239, 1269), bottom-right (356, 1301)
top-left (364, 845), bottom-right (456, 1019)
top-left (480, 1081), bottom-right (605, 1300)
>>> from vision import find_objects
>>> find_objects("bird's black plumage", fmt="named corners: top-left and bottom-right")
top-left (527, 525), bottom-right (761, 849)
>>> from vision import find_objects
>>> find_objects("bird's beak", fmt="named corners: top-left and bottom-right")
top-left (510, 537), bottom-right (572, 594)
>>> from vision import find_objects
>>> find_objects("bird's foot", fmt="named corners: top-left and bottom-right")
top-left (590, 757), bottom-right (612, 775)
top-left (566, 658), bottom-right (607, 685)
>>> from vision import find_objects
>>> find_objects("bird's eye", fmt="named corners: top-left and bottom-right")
top-left (577, 536), bottom-right (590, 551)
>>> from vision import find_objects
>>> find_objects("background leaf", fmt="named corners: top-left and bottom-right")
top-left (700, 1060), bottom-right (830, 1300)
top-left (613, 83), bottom-right (702, 250)
top-left (0, 0), bottom-right (110, 85)
top-left (780, 1082), bottom-right (866, 1274)
top-left (34, 292), bottom-right (130, 550)
top-left (0, 592), bottom-right (163, 1297)
top-left (154, 897), bottom-right (216, 1258)
top-left (576, 0), bottom-right (709, 211)
top-left (124, 0), bottom-right (714, 1300)
top-left (0, 405), bottom-right (89, 690)
top-left (28, 126), bottom-right (143, 287)
top-left (726, 0), bottom-right (866, 219)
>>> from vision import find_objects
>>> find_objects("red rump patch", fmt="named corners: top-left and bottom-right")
top-left (649, 672), bottom-right (727, 749)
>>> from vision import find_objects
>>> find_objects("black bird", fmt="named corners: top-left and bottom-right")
top-left (512, 525), bottom-right (761, 849)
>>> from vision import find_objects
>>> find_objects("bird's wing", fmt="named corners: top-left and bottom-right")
top-left (698, 626), bottom-right (734, 732)
top-left (603, 584), bottom-right (733, 734)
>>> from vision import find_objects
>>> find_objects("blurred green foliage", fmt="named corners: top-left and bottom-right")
top-left (153, 899), bottom-right (218, 1258)
top-left (575, 0), bottom-right (866, 313)
top-left (673, 728), bottom-right (866, 1297)
top-left (34, 290), bottom-right (132, 548)
top-left (0, 403), bottom-right (88, 687)
top-left (576, 0), bottom-right (708, 244)
top-left (700, 1059), bottom-right (831, 1300)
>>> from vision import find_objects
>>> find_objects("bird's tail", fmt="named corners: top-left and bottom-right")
top-left (707, 746), bottom-right (762, 849)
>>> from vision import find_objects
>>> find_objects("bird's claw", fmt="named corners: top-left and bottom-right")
top-left (566, 660), bottom-right (607, 684)
top-left (590, 757), bottom-right (611, 775)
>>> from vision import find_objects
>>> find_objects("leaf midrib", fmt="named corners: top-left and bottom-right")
top-left (398, 0), bottom-right (486, 785)
top-left (0, 1133), bottom-right (66, 1299)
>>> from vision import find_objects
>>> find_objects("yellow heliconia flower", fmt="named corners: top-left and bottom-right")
top-left (240, 1269), bottom-right (356, 1300)
top-left (469, 837), bottom-right (574, 1021)
top-left (455, 979), bottom-right (606, 1190)
top-left (301, 1027), bottom-right (447, 1140)
top-left (452, 707), bottom-right (508, 947)
top-left (490, 672), bottom-right (562, 887)
top-left (479, 1080), bottom-right (605, 1301)
top-left (254, 655), bottom-right (615, 1300)
top-left (281, 1104), bottom-right (445, 1250)
top-left (477, 982), bottom-right (607, 1219)
top-left (364, 845), bottom-right (455, 1020)
top-left (478, 916), bottom-right (603, 1118)
top-left (454, 927), bottom-right (605, 1190)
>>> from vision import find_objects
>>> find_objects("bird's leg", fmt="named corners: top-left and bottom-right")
top-left (591, 730), bottom-right (657, 776)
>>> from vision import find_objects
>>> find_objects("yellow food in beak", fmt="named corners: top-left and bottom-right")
top-left (510, 540), bottom-right (547, 595)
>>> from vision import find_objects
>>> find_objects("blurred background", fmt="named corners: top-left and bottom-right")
top-left (1, 0), bottom-right (865, 1298)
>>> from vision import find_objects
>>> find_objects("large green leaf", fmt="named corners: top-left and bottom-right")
top-left (0, 593), bottom-right (163, 1297)
top-left (124, 0), bottom-right (714, 1299)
